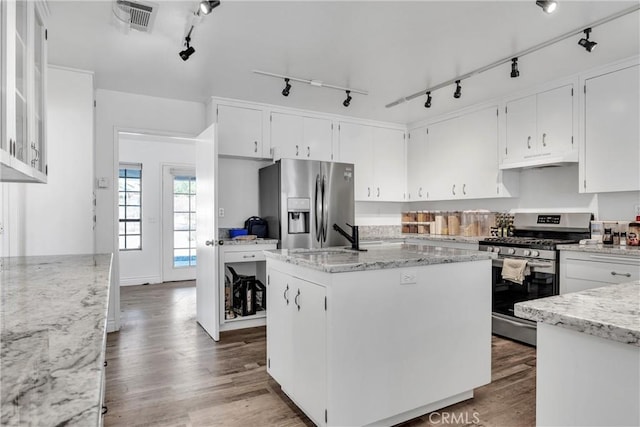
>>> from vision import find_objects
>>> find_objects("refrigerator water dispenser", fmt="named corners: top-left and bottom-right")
top-left (288, 198), bottom-right (310, 234)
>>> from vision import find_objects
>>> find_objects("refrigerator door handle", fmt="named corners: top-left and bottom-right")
top-left (321, 175), bottom-right (328, 242)
top-left (315, 174), bottom-right (322, 242)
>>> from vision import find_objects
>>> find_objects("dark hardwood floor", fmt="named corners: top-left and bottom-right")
top-left (105, 281), bottom-right (536, 427)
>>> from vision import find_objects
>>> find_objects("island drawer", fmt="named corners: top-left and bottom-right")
top-left (564, 254), bottom-right (640, 285)
top-left (224, 250), bottom-right (267, 263)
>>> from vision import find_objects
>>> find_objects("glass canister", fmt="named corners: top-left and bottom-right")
top-left (434, 211), bottom-right (448, 235)
top-left (448, 211), bottom-right (461, 235)
top-left (461, 210), bottom-right (478, 236)
top-left (478, 211), bottom-right (496, 237)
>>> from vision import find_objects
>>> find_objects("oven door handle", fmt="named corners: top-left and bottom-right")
top-left (492, 314), bottom-right (537, 330)
top-left (491, 258), bottom-right (553, 269)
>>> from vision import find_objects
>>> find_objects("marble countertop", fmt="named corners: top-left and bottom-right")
top-left (220, 238), bottom-right (279, 246)
top-left (0, 254), bottom-right (113, 426)
top-left (515, 281), bottom-right (640, 346)
top-left (558, 243), bottom-right (640, 257)
top-left (264, 243), bottom-right (493, 273)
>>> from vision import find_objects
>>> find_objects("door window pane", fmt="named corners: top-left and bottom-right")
top-left (172, 175), bottom-right (196, 267)
top-left (118, 165), bottom-right (142, 250)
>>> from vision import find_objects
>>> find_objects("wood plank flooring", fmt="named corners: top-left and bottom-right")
top-left (105, 281), bottom-right (536, 427)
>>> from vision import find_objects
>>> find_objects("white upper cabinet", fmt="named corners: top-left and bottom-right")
top-left (502, 82), bottom-right (576, 169)
top-left (270, 112), bottom-right (333, 161)
top-left (1, 0), bottom-right (48, 183)
top-left (338, 122), bottom-right (406, 202)
top-left (215, 103), bottom-right (265, 158)
top-left (581, 61), bottom-right (639, 193)
top-left (409, 105), bottom-right (514, 201)
top-left (406, 126), bottom-right (428, 201)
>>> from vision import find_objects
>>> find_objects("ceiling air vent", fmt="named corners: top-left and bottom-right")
top-left (113, 0), bottom-right (158, 33)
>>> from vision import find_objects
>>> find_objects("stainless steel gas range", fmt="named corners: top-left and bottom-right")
top-left (478, 212), bottom-right (593, 346)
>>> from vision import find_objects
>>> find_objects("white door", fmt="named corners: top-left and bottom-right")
top-left (505, 94), bottom-right (537, 161)
top-left (216, 104), bottom-right (262, 158)
top-left (303, 116), bottom-right (333, 161)
top-left (537, 84), bottom-right (573, 155)
top-left (162, 165), bottom-right (197, 282)
top-left (338, 122), bottom-right (374, 201)
top-left (195, 124), bottom-right (219, 341)
top-left (373, 127), bottom-right (405, 201)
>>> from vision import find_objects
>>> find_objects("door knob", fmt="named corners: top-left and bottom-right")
top-left (205, 240), bottom-right (215, 246)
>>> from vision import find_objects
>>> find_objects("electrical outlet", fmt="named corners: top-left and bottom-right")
top-left (634, 205), bottom-right (640, 216)
top-left (400, 270), bottom-right (417, 285)
top-left (218, 208), bottom-right (225, 218)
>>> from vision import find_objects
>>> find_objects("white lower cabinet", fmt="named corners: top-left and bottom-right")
top-left (267, 268), bottom-right (327, 426)
top-left (560, 250), bottom-right (640, 294)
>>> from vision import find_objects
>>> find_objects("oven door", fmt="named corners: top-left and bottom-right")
top-left (491, 257), bottom-right (558, 346)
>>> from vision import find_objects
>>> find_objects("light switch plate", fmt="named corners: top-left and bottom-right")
top-left (218, 208), bottom-right (225, 217)
top-left (400, 270), bottom-right (417, 285)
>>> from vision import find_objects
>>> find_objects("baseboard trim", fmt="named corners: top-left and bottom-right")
top-left (120, 276), bottom-right (163, 286)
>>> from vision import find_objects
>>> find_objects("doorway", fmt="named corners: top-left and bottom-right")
top-left (162, 165), bottom-right (197, 282)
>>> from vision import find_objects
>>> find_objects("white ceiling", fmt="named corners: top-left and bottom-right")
top-left (47, 1), bottom-right (640, 125)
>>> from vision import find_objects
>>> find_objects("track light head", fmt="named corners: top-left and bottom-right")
top-left (424, 91), bottom-right (432, 108)
top-left (510, 58), bottom-right (520, 78)
top-left (343, 90), bottom-right (352, 107)
top-left (536, 0), bottom-right (557, 14)
top-left (199, 0), bottom-right (221, 15)
top-left (179, 37), bottom-right (195, 61)
top-left (282, 78), bottom-right (291, 97)
top-left (453, 81), bottom-right (462, 99)
top-left (578, 28), bottom-right (597, 52)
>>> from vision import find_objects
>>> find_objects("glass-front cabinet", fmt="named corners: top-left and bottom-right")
top-left (0, 0), bottom-right (48, 183)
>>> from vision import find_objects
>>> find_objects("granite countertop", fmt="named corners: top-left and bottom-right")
top-left (0, 254), bottom-right (113, 426)
top-left (404, 234), bottom-right (486, 243)
top-left (264, 243), bottom-right (494, 273)
top-left (515, 281), bottom-right (640, 346)
top-left (220, 238), bottom-right (279, 246)
top-left (558, 243), bottom-right (640, 257)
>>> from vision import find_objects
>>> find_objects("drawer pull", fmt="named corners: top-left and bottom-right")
top-left (611, 271), bottom-right (631, 277)
top-left (242, 254), bottom-right (256, 259)
top-left (284, 284), bottom-right (289, 305)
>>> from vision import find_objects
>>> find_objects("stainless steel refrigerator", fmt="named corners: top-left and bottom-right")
top-left (259, 159), bottom-right (355, 249)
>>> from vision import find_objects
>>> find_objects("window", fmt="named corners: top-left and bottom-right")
top-left (173, 175), bottom-right (196, 267)
top-left (119, 164), bottom-right (142, 250)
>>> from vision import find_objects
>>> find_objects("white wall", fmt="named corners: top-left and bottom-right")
top-left (217, 157), bottom-right (271, 228)
top-left (2, 67), bottom-right (95, 257)
top-left (94, 89), bottom-right (205, 331)
top-left (118, 136), bottom-right (195, 285)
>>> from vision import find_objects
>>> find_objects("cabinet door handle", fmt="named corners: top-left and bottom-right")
top-left (284, 284), bottom-right (289, 305)
top-left (418, 187), bottom-right (422, 198)
top-left (295, 288), bottom-right (301, 311)
top-left (527, 136), bottom-right (531, 149)
top-left (307, 146), bottom-right (310, 157)
top-left (367, 187), bottom-right (371, 197)
top-left (463, 184), bottom-right (466, 195)
top-left (542, 133), bottom-right (547, 147)
top-left (254, 141), bottom-right (258, 153)
top-left (295, 145), bottom-right (299, 156)
top-left (376, 187), bottom-right (380, 197)
top-left (611, 271), bottom-right (631, 277)
top-left (452, 184), bottom-right (456, 195)
top-left (242, 254), bottom-right (256, 259)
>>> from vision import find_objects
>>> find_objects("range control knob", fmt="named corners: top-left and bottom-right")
top-left (530, 250), bottom-right (540, 257)
top-left (507, 248), bottom-right (516, 255)
top-left (523, 249), bottom-right (531, 256)
top-left (486, 246), bottom-right (493, 252)
top-left (493, 247), bottom-right (501, 254)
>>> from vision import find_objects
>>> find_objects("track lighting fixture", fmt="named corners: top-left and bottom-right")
top-left (199, 0), bottom-right (220, 15)
top-left (343, 90), bottom-right (352, 107)
top-left (536, 0), bottom-right (557, 14)
top-left (253, 70), bottom-right (368, 103)
top-left (578, 28), bottom-right (597, 52)
top-left (281, 78), bottom-right (292, 97)
top-left (453, 81), bottom-right (462, 99)
top-left (424, 91), bottom-right (432, 108)
top-left (510, 58), bottom-right (520, 78)
top-left (385, 4), bottom-right (639, 109)
top-left (179, 36), bottom-right (195, 61)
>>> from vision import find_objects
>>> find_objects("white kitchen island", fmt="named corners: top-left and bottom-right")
top-left (264, 244), bottom-right (494, 426)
